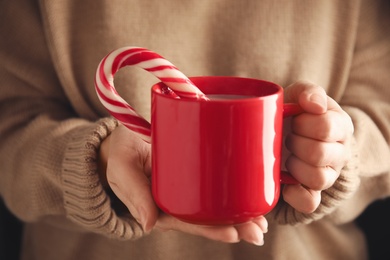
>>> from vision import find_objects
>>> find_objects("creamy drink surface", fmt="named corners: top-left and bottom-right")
top-left (207, 94), bottom-right (256, 100)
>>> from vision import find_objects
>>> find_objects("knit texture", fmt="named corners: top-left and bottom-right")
top-left (1, 0), bottom-right (390, 259)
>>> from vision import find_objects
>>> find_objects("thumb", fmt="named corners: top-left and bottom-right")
top-left (284, 80), bottom-right (327, 115)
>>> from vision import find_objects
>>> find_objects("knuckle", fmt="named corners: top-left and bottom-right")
top-left (313, 111), bottom-right (354, 143)
top-left (296, 80), bottom-right (322, 90)
top-left (305, 142), bottom-right (330, 166)
top-left (315, 115), bottom-right (335, 141)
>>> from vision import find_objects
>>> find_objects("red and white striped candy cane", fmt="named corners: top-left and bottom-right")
top-left (94, 46), bottom-right (207, 142)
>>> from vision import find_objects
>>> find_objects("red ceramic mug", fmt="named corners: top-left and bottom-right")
top-left (151, 76), bottom-right (302, 225)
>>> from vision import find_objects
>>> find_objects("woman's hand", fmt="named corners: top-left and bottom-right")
top-left (282, 81), bottom-right (354, 213)
top-left (98, 124), bottom-right (268, 246)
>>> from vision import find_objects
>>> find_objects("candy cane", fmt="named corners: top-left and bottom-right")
top-left (94, 47), bottom-right (207, 142)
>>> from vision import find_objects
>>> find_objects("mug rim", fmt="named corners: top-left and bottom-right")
top-left (152, 76), bottom-right (283, 103)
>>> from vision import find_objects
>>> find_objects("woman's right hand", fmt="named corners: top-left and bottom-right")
top-left (98, 124), bottom-right (268, 246)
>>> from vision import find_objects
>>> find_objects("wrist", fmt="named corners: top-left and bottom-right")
top-left (98, 134), bottom-right (111, 189)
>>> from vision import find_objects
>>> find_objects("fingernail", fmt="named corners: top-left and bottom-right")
top-left (252, 231), bottom-right (265, 246)
top-left (253, 237), bottom-right (264, 246)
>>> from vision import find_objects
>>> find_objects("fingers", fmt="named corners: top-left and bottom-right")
top-left (282, 80), bottom-right (354, 214)
top-left (291, 100), bottom-right (354, 142)
top-left (285, 134), bottom-right (349, 168)
top-left (285, 155), bottom-right (339, 190)
top-left (105, 125), bottom-right (158, 232)
top-left (284, 80), bottom-right (328, 115)
top-left (236, 216), bottom-right (268, 246)
top-left (155, 215), bottom-right (240, 243)
top-left (235, 222), bottom-right (264, 246)
top-left (155, 215), bottom-right (268, 246)
top-left (251, 215), bottom-right (268, 233)
top-left (282, 185), bottom-right (321, 213)
top-left (283, 132), bottom-right (346, 212)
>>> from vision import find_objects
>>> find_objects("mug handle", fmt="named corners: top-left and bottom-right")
top-left (280, 103), bottom-right (304, 185)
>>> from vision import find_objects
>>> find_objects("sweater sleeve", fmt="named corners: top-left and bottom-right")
top-left (270, 0), bottom-right (390, 225)
top-left (0, 0), bottom-right (144, 240)
top-left (62, 118), bottom-right (144, 239)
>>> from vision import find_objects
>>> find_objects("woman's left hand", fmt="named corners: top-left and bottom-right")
top-left (282, 81), bottom-right (354, 213)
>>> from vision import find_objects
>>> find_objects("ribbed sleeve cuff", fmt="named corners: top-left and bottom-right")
top-left (269, 137), bottom-right (360, 225)
top-left (61, 118), bottom-right (144, 240)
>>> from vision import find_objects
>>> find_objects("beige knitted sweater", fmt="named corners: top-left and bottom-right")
top-left (1, 0), bottom-right (390, 259)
